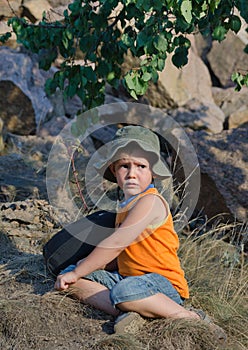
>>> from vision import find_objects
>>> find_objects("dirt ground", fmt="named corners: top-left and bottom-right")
top-left (1, 220), bottom-right (247, 350)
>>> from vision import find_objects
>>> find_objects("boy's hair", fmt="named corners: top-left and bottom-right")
top-left (94, 125), bottom-right (171, 183)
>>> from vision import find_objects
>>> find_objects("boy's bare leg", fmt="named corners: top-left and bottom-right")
top-left (68, 278), bottom-right (119, 316)
top-left (117, 293), bottom-right (199, 319)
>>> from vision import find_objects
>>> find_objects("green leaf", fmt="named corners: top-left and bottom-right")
top-left (130, 89), bottom-right (138, 100)
top-left (64, 83), bottom-right (77, 98)
top-left (107, 72), bottom-right (115, 82)
top-left (45, 77), bottom-right (58, 95)
top-left (83, 66), bottom-right (97, 82)
top-left (172, 46), bottom-right (189, 68)
top-left (80, 75), bottom-right (87, 87)
top-left (136, 30), bottom-right (147, 49)
top-left (136, 0), bottom-right (152, 12)
top-left (132, 74), bottom-right (148, 95)
top-left (181, 0), bottom-right (192, 24)
top-left (235, 0), bottom-right (248, 22)
top-left (122, 32), bottom-right (134, 47)
top-left (228, 15), bottom-right (242, 34)
top-left (212, 25), bottom-right (227, 42)
top-left (208, 0), bottom-right (221, 13)
top-left (98, 60), bottom-right (111, 77)
top-left (153, 34), bottom-right (168, 52)
top-left (125, 73), bottom-right (136, 90)
top-left (65, 28), bottom-right (73, 40)
top-left (151, 69), bottom-right (159, 83)
top-left (0, 32), bottom-right (11, 43)
top-left (62, 36), bottom-right (69, 50)
top-left (231, 72), bottom-right (246, 91)
top-left (142, 72), bottom-right (152, 81)
top-left (157, 58), bottom-right (165, 71)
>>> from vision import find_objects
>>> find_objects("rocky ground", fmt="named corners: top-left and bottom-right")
top-left (1, 206), bottom-right (247, 350)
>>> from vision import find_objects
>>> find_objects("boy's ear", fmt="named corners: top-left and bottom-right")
top-left (109, 163), bottom-right (116, 177)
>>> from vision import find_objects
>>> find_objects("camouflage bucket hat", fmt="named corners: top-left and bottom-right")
top-left (94, 125), bottom-right (172, 183)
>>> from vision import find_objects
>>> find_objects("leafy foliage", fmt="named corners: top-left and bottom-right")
top-left (3, 0), bottom-right (248, 110)
top-left (231, 72), bottom-right (248, 91)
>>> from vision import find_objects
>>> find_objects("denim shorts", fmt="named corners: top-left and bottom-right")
top-left (60, 265), bottom-right (184, 307)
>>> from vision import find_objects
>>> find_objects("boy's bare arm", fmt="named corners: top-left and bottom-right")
top-left (76, 257), bottom-right (117, 271)
top-left (55, 195), bottom-right (167, 290)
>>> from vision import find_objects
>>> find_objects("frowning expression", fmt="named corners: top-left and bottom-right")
top-left (110, 149), bottom-right (153, 200)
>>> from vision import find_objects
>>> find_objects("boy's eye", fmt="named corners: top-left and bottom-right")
top-left (139, 164), bottom-right (146, 168)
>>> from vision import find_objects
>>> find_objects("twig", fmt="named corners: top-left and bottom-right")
top-left (68, 147), bottom-right (89, 212)
top-left (6, 0), bottom-right (19, 17)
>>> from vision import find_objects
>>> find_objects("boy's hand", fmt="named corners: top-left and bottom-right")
top-left (54, 270), bottom-right (79, 290)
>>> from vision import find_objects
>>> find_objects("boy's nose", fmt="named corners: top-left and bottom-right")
top-left (127, 166), bottom-right (136, 178)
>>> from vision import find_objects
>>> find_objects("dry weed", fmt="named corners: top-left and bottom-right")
top-left (0, 218), bottom-right (247, 349)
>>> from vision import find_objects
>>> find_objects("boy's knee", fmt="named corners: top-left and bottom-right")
top-left (110, 279), bottom-right (130, 302)
top-left (115, 300), bottom-right (133, 312)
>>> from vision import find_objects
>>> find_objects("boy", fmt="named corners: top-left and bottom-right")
top-left (55, 125), bottom-right (225, 337)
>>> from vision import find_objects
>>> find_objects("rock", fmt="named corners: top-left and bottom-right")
top-left (207, 31), bottom-right (248, 87)
top-left (159, 38), bottom-right (213, 105)
top-left (212, 86), bottom-right (248, 128)
top-left (64, 94), bottom-right (83, 117)
top-left (194, 32), bottom-right (212, 63)
top-left (0, 199), bottom-right (61, 253)
top-left (45, 1), bottom-right (72, 22)
top-left (0, 21), bottom-right (18, 48)
top-left (158, 39), bottom-right (225, 133)
top-left (45, 5), bottom-right (69, 22)
top-left (22, 0), bottom-right (52, 22)
top-left (237, 16), bottom-right (248, 45)
top-left (189, 128), bottom-right (248, 222)
top-left (47, 0), bottom-right (71, 7)
top-left (0, 117), bottom-right (6, 152)
top-left (0, 0), bottom-right (22, 18)
top-left (38, 115), bottom-right (71, 136)
top-left (145, 80), bottom-right (177, 109)
top-left (228, 109), bottom-right (248, 129)
top-left (0, 46), bottom-right (53, 133)
top-left (116, 50), bottom-right (176, 109)
top-left (0, 80), bottom-right (36, 135)
top-left (169, 99), bottom-right (225, 133)
top-left (0, 133), bottom-right (55, 202)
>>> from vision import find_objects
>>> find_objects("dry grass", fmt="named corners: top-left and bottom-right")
top-left (0, 219), bottom-right (247, 350)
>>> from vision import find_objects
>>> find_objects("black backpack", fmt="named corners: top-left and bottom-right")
top-left (43, 210), bottom-right (116, 276)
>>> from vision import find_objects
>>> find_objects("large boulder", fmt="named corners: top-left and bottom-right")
top-left (207, 31), bottom-right (248, 88)
top-left (159, 45), bottom-right (213, 105)
top-left (0, 80), bottom-right (36, 135)
top-left (158, 39), bottom-right (225, 133)
top-left (212, 86), bottom-right (248, 129)
top-left (189, 128), bottom-right (248, 223)
top-left (168, 99), bottom-right (225, 133)
top-left (0, 46), bottom-right (53, 134)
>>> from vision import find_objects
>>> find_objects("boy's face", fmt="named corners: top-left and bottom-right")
top-left (110, 149), bottom-right (153, 200)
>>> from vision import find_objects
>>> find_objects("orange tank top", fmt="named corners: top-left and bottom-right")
top-left (116, 187), bottom-right (189, 299)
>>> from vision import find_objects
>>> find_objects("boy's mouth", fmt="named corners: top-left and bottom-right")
top-left (124, 182), bottom-right (138, 187)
